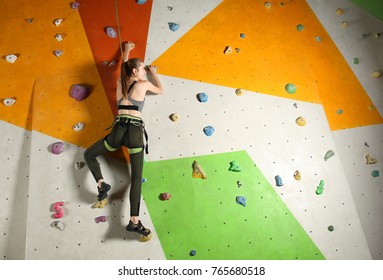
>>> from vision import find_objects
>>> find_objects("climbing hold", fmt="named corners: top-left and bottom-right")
top-left (235, 88), bottom-right (244, 96)
top-left (295, 116), bottom-right (306, 126)
top-left (94, 216), bottom-right (107, 223)
top-left (315, 180), bottom-right (324, 195)
top-left (296, 24), bottom-right (304, 31)
top-left (285, 83), bottom-right (296, 94)
top-left (103, 60), bottom-right (116, 67)
top-left (336, 109), bottom-right (343, 114)
top-left (51, 142), bottom-right (65, 155)
top-left (189, 250), bottom-right (196, 256)
top-left (235, 48), bottom-right (240, 53)
top-left (361, 33), bottom-right (369, 39)
top-left (141, 178), bottom-right (147, 183)
top-left (169, 113), bottom-right (180, 122)
top-left (240, 33), bottom-right (246, 38)
top-left (229, 161), bottom-right (242, 172)
top-left (264, 2), bottom-right (272, 9)
top-left (3, 98), bottom-right (16, 106)
top-left (328, 225), bottom-right (334, 232)
top-left (25, 18), bottom-right (33, 24)
top-left (55, 34), bottom-right (63, 41)
top-left (365, 154), bottom-right (377, 164)
top-left (371, 170), bottom-right (379, 178)
top-left (192, 160), bottom-right (207, 179)
top-left (341, 21), bottom-right (349, 28)
top-left (374, 33), bottom-right (381, 38)
top-left (136, 0), bottom-right (147, 4)
top-left (167, 6), bottom-right (173, 11)
top-left (371, 71), bottom-right (382, 78)
top-left (196, 92), bottom-right (208, 102)
top-left (75, 161), bottom-right (86, 169)
top-left (72, 122), bottom-right (85, 132)
top-left (237, 180), bottom-right (242, 188)
top-left (159, 192), bottom-right (172, 200)
top-left (353, 57), bottom-right (359, 64)
top-left (54, 18), bottom-right (63, 26)
top-left (224, 46), bottom-right (232, 54)
top-left (70, 2), bottom-right (80, 9)
top-left (51, 221), bottom-right (65, 231)
top-left (364, 142), bottom-right (370, 147)
top-left (5, 54), bottom-right (17, 63)
top-left (54, 50), bottom-right (63, 57)
top-left (293, 170), bottom-right (301, 180)
top-left (52, 202), bottom-right (64, 218)
top-left (168, 22), bottom-right (180, 32)
top-left (70, 84), bottom-right (90, 101)
top-left (315, 36), bottom-right (321, 42)
top-left (336, 8), bottom-right (344, 15)
top-left (203, 126), bottom-right (215, 136)
top-left (92, 199), bottom-right (107, 208)
top-left (236, 196), bottom-right (246, 207)
top-left (324, 150), bottom-right (335, 161)
top-left (275, 175), bottom-right (283, 186)
top-left (105, 27), bottom-right (117, 38)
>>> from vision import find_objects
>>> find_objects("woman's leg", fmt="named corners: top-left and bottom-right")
top-left (84, 138), bottom-right (109, 183)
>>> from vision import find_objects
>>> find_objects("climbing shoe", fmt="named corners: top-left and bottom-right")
top-left (126, 220), bottom-right (151, 237)
top-left (97, 182), bottom-right (111, 201)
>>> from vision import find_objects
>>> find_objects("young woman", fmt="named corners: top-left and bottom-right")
top-left (84, 41), bottom-right (163, 240)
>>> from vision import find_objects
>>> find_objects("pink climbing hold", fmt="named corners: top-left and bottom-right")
top-left (53, 202), bottom-right (64, 218)
top-left (70, 84), bottom-right (90, 101)
top-left (51, 142), bottom-right (65, 154)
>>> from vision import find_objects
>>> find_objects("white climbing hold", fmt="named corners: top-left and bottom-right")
top-left (105, 27), bottom-right (117, 38)
top-left (54, 18), bottom-right (63, 26)
top-left (72, 122), bottom-right (85, 132)
top-left (54, 50), bottom-right (63, 57)
top-left (5, 54), bottom-right (17, 63)
top-left (3, 98), bottom-right (16, 106)
top-left (51, 221), bottom-right (65, 231)
top-left (55, 34), bottom-right (63, 41)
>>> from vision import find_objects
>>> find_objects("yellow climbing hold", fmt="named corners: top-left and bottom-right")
top-left (365, 154), bottom-right (377, 164)
top-left (169, 113), bottom-right (180, 122)
top-left (296, 116), bottom-right (306, 126)
top-left (371, 71), bottom-right (382, 78)
top-left (341, 21), bottom-right (349, 28)
top-left (336, 8), bottom-right (344, 15)
top-left (92, 199), bottom-right (108, 209)
top-left (294, 170), bottom-right (301, 180)
top-left (192, 160), bottom-right (207, 179)
top-left (235, 88), bottom-right (244, 96)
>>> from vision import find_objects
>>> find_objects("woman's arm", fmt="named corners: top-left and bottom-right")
top-left (122, 41), bottom-right (135, 62)
top-left (145, 65), bottom-right (164, 95)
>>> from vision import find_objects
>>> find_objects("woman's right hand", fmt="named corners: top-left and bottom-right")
top-left (124, 41), bottom-right (135, 52)
top-left (145, 65), bottom-right (157, 74)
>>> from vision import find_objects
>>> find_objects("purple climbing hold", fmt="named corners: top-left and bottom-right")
top-left (51, 142), bottom-right (65, 154)
top-left (70, 2), bottom-right (80, 9)
top-left (105, 27), bottom-right (117, 38)
top-left (236, 196), bottom-right (246, 207)
top-left (70, 84), bottom-right (90, 101)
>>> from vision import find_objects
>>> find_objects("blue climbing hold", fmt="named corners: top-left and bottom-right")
top-left (197, 92), bottom-right (208, 102)
top-left (136, 0), bottom-right (147, 4)
top-left (168, 22), bottom-right (180, 32)
top-left (189, 250), bottom-right (196, 256)
top-left (236, 196), bottom-right (246, 207)
top-left (275, 175), bottom-right (283, 186)
top-left (203, 126), bottom-right (215, 136)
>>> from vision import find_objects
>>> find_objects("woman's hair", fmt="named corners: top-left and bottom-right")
top-left (121, 58), bottom-right (142, 98)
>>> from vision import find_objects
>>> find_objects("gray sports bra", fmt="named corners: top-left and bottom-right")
top-left (117, 81), bottom-right (145, 112)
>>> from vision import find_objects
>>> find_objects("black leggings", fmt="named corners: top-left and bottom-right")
top-left (84, 115), bottom-right (145, 216)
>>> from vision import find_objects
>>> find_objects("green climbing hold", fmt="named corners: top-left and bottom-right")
top-left (296, 24), bottom-right (304, 31)
top-left (324, 150), bottom-right (335, 161)
top-left (328, 225), bottom-right (334, 232)
top-left (371, 170), bottom-right (380, 177)
top-left (229, 161), bottom-right (242, 172)
top-left (336, 109), bottom-right (343, 114)
top-left (285, 83), bottom-right (296, 94)
top-left (315, 180), bottom-right (324, 195)
top-left (353, 57), bottom-right (359, 64)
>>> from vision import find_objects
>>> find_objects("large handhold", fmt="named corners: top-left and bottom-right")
top-left (5, 54), bottom-right (17, 63)
top-left (70, 84), bottom-right (90, 101)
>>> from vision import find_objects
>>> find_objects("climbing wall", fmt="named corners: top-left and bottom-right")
top-left (0, 0), bottom-right (382, 260)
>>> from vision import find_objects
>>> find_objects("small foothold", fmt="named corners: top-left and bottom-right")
top-left (236, 196), bottom-right (246, 207)
top-left (235, 48), bottom-right (240, 53)
top-left (295, 116), bottom-right (306, 126)
top-left (94, 216), bottom-right (107, 223)
top-left (240, 33), bottom-right (246, 38)
top-left (294, 170), bottom-right (301, 180)
top-left (264, 2), bottom-right (272, 9)
top-left (365, 154), bottom-right (377, 165)
top-left (70, 84), bottom-right (90, 101)
top-left (237, 180), bottom-right (242, 188)
top-left (224, 46), bottom-right (232, 54)
top-left (293, 103), bottom-right (298, 108)
top-left (374, 33), bottom-right (381, 38)
top-left (92, 199), bottom-right (108, 208)
top-left (328, 225), bottom-right (334, 232)
top-left (285, 83), bottom-right (296, 94)
top-left (371, 170), bottom-right (379, 178)
top-left (169, 113), bottom-right (180, 122)
top-left (364, 142), bottom-right (369, 147)
top-left (141, 178), bottom-right (147, 183)
top-left (336, 8), bottom-right (344, 15)
top-left (105, 27), bottom-right (117, 38)
top-left (5, 54), bottom-right (17, 63)
top-left (3, 98), bottom-right (16, 106)
top-left (51, 142), bottom-right (65, 154)
top-left (229, 161), bottom-right (242, 172)
top-left (55, 34), bottom-right (63, 41)
top-left (336, 109), bottom-right (343, 114)
top-left (168, 22), bottom-right (180, 32)
top-left (25, 18), bottom-right (33, 24)
top-left (371, 71), bottom-right (382, 78)
top-left (52, 202), bottom-right (64, 218)
top-left (75, 161), bottom-right (86, 169)
top-left (315, 36), bottom-right (321, 42)
top-left (315, 180), bottom-right (324, 195)
top-left (70, 2), bottom-right (80, 9)
top-left (136, 0), bottom-right (147, 4)
top-left (235, 88), bottom-right (244, 96)
top-left (341, 21), bottom-right (349, 28)
top-left (324, 150), bottom-right (335, 161)
top-left (159, 192), bottom-right (172, 200)
top-left (296, 24), bottom-right (304, 31)
top-left (54, 18), bottom-right (63, 26)
top-left (54, 50), bottom-right (63, 57)
top-left (275, 175), bottom-right (283, 186)
top-left (361, 33), bottom-right (369, 39)
top-left (189, 250), bottom-right (196, 256)
top-left (203, 126), bottom-right (215, 136)
top-left (167, 6), bottom-right (173, 11)
top-left (73, 122), bottom-right (85, 132)
top-left (51, 221), bottom-right (65, 231)
top-left (192, 160), bottom-right (207, 179)
top-left (352, 57), bottom-right (359, 64)
top-left (196, 92), bottom-right (208, 102)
